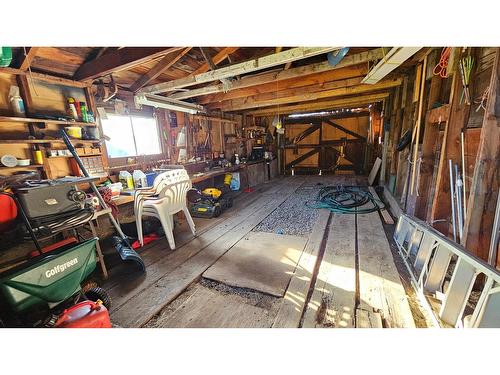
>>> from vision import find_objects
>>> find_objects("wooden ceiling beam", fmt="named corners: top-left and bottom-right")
top-left (208, 76), bottom-right (365, 110)
top-left (18, 47), bottom-right (39, 71)
top-left (213, 77), bottom-right (402, 112)
top-left (168, 48), bottom-right (384, 101)
top-left (73, 47), bottom-right (184, 81)
top-left (139, 47), bottom-right (340, 94)
top-left (198, 65), bottom-right (368, 104)
top-left (190, 47), bottom-right (239, 76)
top-left (0, 66), bottom-right (89, 88)
top-left (129, 47), bottom-right (192, 92)
top-left (245, 92), bottom-right (389, 116)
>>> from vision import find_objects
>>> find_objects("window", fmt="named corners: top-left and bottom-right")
top-left (101, 114), bottom-right (162, 158)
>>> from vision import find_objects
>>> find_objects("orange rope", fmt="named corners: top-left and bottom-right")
top-left (433, 47), bottom-right (452, 78)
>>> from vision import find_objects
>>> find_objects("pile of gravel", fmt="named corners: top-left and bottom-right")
top-left (253, 183), bottom-right (323, 237)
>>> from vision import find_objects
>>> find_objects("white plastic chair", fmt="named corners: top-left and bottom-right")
top-left (134, 168), bottom-right (196, 249)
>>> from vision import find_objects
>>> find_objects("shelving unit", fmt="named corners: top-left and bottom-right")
top-left (0, 69), bottom-right (108, 179)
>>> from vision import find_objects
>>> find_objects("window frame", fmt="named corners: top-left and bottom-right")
top-left (98, 111), bottom-right (165, 168)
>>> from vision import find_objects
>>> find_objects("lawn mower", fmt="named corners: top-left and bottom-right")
top-left (187, 187), bottom-right (234, 218)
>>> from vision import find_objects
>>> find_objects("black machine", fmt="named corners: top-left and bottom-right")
top-left (187, 188), bottom-right (234, 219)
top-left (249, 146), bottom-right (265, 161)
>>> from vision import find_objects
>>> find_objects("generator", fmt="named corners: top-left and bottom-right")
top-left (187, 188), bottom-right (234, 219)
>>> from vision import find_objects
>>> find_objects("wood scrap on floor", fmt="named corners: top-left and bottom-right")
top-left (355, 308), bottom-right (383, 328)
top-left (302, 212), bottom-right (356, 328)
top-left (368, 186), bottom-right (395, 224)
top-left (368, 157), bottom-right (382, 185)
top-left (272, 209), bottom-right (330, 328)
top-left (356, 206), bottom-right (416, 328)
top-left (203, 232), bottom-right (307, 297)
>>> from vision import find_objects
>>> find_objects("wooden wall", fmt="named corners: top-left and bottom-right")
top-left (382, 47), bottom-right (499, 267)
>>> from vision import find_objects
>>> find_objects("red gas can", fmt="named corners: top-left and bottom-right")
top-left (55, 300), bottom-right (111, 328)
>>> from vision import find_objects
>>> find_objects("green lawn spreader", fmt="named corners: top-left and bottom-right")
top-left (0, 238), bottom-right (111, 327)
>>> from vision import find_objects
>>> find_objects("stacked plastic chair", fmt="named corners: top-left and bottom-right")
top-left (134, 168), bottom-right (196, 250)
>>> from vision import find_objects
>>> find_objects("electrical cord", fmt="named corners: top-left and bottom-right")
top-left (433, 47), bottom-right (452, 78)
top-left (305, 185), bottom-right (384, 214)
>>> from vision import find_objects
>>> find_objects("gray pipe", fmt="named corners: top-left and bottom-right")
top-left (449, 160), bottom-right (457, 242)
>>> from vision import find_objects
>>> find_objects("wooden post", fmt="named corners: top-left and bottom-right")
top-left (462, 48), bottom-right (500, 262)
top-left (414, 75), bottom-right (443, 219)
top-left (410, 56), bottom-right (428, 195)
top-left (430, 58), bottom-right (471, 235)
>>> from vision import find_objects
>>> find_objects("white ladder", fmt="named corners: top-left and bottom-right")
top-left (394, 214), bottom-right (500, 328)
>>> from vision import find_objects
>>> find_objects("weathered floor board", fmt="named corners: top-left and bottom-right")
top-left (111, 177), bottom-right (305, 327)
top-left (357, 208), bottom-right (415, 328)
top-left (272, 209), bottom-right (331, 328)
top-left (153, 285), bottom-right (273, 328)
top-left (302, 212), bottom-right (357, 328)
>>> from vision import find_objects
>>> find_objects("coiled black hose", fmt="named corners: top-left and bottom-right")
top-left (305, 185), bottom-right (384, 214)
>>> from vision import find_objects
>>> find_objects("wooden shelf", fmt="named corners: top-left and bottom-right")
top-left (47, 153), bottom-right (102, 159)
top-left (0, 165), bottom-right (43, 171)
top-left (0, 139), bottom-right (100, 145)
top-left (0, 116), bottom-right (97, 127)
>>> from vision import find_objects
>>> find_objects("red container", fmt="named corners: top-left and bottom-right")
top-left (55, 300), bottom-right (111, 328)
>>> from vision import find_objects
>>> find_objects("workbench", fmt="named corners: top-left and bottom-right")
top-left (111, 160), bottom-right (272, 206)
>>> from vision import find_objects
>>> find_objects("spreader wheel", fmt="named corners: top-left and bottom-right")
top-left (85, 287), bottom-right (111, 310)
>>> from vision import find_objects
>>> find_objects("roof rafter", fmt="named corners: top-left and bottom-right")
top-left (18, 47), bottom-right (39, 71)
top-left (73, 47), bottom-right (184, 81)
top-left (190, 47), bottom-right (239, 76)
top-left (129, 47), bottom-right (192, 92)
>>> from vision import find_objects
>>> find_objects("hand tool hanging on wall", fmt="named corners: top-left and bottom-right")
top-left (60, 130), bottom-right (145, 272)
top-left (459, 54), bottom-right (474, 105)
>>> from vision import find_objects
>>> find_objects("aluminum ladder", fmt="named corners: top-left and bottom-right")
top-left (394, 214), bottom-right (500, 328)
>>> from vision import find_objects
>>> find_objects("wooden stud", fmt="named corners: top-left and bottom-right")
top-left (410, 56), bottom-right (428, 195)
top-left (414, 76), bottom-right (443, 220)
top-left (462, 47), bottom-right (500, 261)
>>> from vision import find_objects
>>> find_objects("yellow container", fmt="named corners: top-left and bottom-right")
top-left (224, 173), bottom-right (232, 185)
top-left (64, 126), bottom-right (82, 139)
top-left (33, 150), bottom-right (43, 165)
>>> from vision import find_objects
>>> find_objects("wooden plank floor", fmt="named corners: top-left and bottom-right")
top-left (302, 212), bottom-right (357, 328)
top-left (105, 174), bottom-right (418, 328)
top-left (110, 176), bottom-right (306, 327)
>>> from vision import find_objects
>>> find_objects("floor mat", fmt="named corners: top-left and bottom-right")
top-left (203, 232), bottom-right (307, 297)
